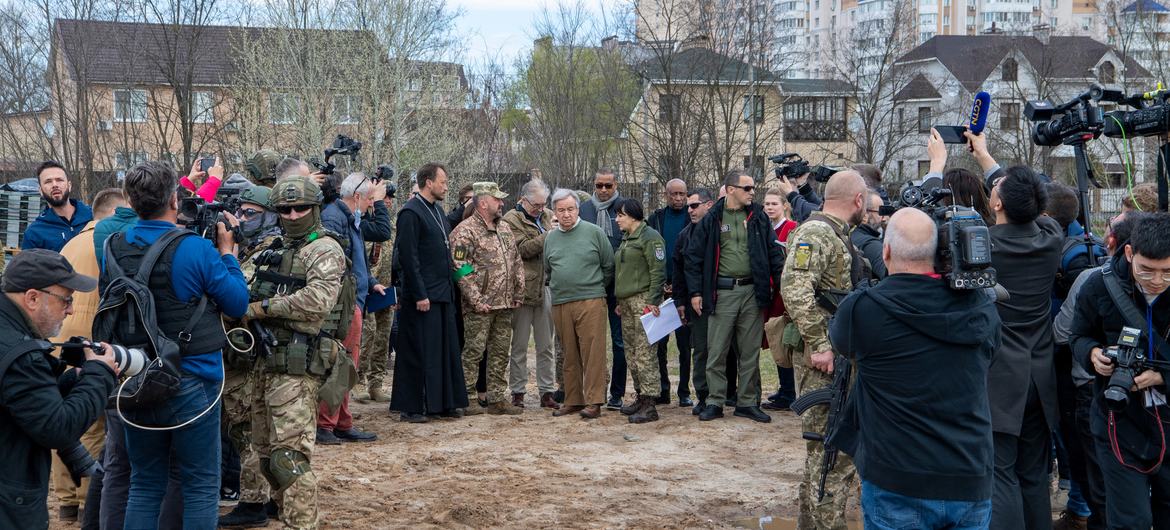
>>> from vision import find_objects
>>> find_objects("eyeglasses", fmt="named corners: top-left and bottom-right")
top-left (1133, 267), bottom-right (1170, 282)
top-left (37, 289), bottom-right (73, 307)
top-left (595, 183), bottom-right (614, 189)
top-left (238, 208), bottom-right (264, 219)
top-left (275, 205), bottom-right (313, 215)
top-left (866, 209), bottom-right (882, 214)
top-left (687, 202), bottom-right (703, 210)
top-left (728, 184), bottom-right (756, 193)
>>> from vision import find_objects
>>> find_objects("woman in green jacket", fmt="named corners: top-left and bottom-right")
top-left (613, 198), bottom-right (666, 423)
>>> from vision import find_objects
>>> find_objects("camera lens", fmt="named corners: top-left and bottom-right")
top-left (109, 344), bottom-right (148, 377)
top-left (57, 442), bottom-right (100, 486)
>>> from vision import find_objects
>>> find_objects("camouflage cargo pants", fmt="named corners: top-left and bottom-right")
top-left (223, 365), bottom-right (269, 504)
top-left (359, 307), bottom-right (393, 391)
top-left (793, 349), bottom-right (857, 530)
top-left (462, 309), bottom-right (513, 404)
top-left (251, 367), bottom-right (321, 530)
top-left (617, 293), bottom-right (660, 399)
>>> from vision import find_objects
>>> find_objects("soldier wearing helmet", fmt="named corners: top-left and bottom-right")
top-left (232, 175), bottom-right (353, 530)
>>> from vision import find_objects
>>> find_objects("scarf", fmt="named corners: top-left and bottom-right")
top-left (590, 192), bottom-right (620, 238)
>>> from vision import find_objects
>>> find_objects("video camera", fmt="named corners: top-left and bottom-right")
top-left (310, 135), bottom-right (363, 203)
top-left (767, 153), bottom-right (843, 183)
top-left (1024, 84), bottom-right (1124, 147)
top-left (178, 197), bottom-right (243, 246)
top-left (884, 177), bottom-right (996, 290)
top-left (1102, 85), bottom-right (1170, 139)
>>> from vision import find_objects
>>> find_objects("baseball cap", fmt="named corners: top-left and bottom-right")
top-left (2, 249), bottom-right (97, 293)
top-left (472, 181), bottom-right (509, 199)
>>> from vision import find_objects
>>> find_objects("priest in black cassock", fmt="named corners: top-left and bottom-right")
top-left (390, 162), bottom-right (468, 422)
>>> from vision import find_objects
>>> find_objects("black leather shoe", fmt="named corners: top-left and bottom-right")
top-left (655, 394), bottom-right (670, 405)
top-left (335, 427), bottom-right (377, 442)
top-left (553, 390), bottom-right (565, 403)
top-left (399, 412), bottom-right (429, 423)
top-left (692, 400), bottom-right (705, 415)
top-left (605, 396), bottom-right (623, 410)
top-left (678, 396), bottom-right (694, 407)
top-left (315, 427), bottom-right (342, 445)
top-left (766, 390), bottom-right (782, 403)
top-left (698, 404), bottom-right (723, 421)
top-left (762, 400), bottom-right (789, 411)
top-left (734, 405), bottom-right (772, 423)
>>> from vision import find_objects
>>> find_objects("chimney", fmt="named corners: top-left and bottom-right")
top-left (1033, 23), bottom-right (1051, 45)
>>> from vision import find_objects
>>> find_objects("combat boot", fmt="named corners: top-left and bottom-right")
top-left (218, 501), bottom-right (268, 528)
top-left (620, 395), bottom-right (642, 416)
top-left (351, 383), bottom-right (371, 403)
top-left (368, 386), bottom-right (391, 403)
top-left (629, 396), bottom-right (660, 424)
top-left (486, 401), bottom-right (523, 415)
top-left (464, 401), bottom-right (488, 415)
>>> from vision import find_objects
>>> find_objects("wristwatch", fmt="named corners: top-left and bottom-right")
top-left (261, 299), bottom-right (270, 312)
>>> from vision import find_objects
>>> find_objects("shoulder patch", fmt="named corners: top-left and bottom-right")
top-left (654, 245), bottom-right (665, 261)
top-left (794, 242), bottom-right (813, 270)
top-left (453, 245), bottom-right (468, 261)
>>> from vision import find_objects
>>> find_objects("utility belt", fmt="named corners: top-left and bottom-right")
top-left (716, 276), bottom-right (753, 290)
top-left (264, 327), bottom-right (341, 377)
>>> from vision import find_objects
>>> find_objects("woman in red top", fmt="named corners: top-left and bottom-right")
top-left (762, 188), bottom-right (798, 410)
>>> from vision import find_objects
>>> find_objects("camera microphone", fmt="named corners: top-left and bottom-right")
top-left (967, 91), bottom-right (991, 135)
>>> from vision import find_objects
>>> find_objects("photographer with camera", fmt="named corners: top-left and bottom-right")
top-left (0, 249), bottom-right (118, 528)
top-left (829, 207), bottom-right (1002, 529)
top-left (773, 169), bottom-right (822, 223)
top-left (1069, 213), bottom-right (1170, 530)
top-left (103, 161), bottom-right (249, 528)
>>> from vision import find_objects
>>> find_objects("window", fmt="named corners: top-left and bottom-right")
top-left (192, 91), bottom-right (214, 124)
top-left (269, 93), bottom-right (297, 125)
top-left (1000, 102), bottom-right (1019, 130)
top-left (743, 94), bottom-right (765, 123)
top-left (333, 94), bottom-right (360, 125)
top-left (917, 160), bottom-right (931, 176)
top-left (1001, 57), bottom-right (1018, 82)
top-left (743, 155), bottom-right (765, 178)
top-left (659, 93), bottom-right (681, 122)
top-left (917, 106), bottom-right (932, 133)
top-left (1099, 61), bottom-right (1116, 84)
top-left (782, 96), bottom-right (847, 141)
top-left (113, 89), bottom-right (147, 123)
top-left (115, 151), bottom-right (148, 169)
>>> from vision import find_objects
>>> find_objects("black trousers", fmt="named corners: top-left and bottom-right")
top-left (656, 324), bottom-right (691, 399)
top-left (606, 293), bottom-right (627, 400)
top-left (1073, 383), bottom-right (1109, 529)
top-left (991, 384), bottom-right (1051, 530)
top-left (1093, 414), bottom-right (1170, 529)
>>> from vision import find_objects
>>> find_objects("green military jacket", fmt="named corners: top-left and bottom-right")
top-left (614, 222), bottom-right (666, 304)
top-left (779, 212), bottom-right (853, 354)
top-left (450, 213), bottom-right (525, 311)
top-left (501, 206), bottom-right (554, 306)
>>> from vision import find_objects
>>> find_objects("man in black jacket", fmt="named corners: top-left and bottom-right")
top-left (0, 249), bottom-right (118, 529)
top-left (649, 178), bottom-right (691, 406)
top-left (1069, 213), bottom-right (1170, 530)
top-left (831, 208), bottom-right (1002, 528)
top-left (684, 170), bottom-right (785, 422)
top-left (850, 189), bottom-right (887, 281)
top-left (983, 166), bottom-right (1064, 530)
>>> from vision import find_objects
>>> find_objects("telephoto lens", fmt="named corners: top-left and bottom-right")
top-left (108, 344), bottom-right (148, 377)
top-left (57, 442), bottom-right (101, 487)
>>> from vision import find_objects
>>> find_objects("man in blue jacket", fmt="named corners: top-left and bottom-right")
top-left (830, 208), bottom-right (1002, 529)
top-left (22, 161), bottom-right (93, 252)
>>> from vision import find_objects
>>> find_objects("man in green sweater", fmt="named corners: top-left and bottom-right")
top-left (544, 188), bottom-right (614, 419)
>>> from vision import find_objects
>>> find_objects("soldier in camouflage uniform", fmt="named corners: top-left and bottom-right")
top-left (244, 176), bottom-right (348, 530)
top-left (219, 185), bottom-right (283, 527)
top-left (450, 182), bottom-right (525, 415)
top-left (357, 190), bottom-right (396, 403)
top-left (612, 197), bottom-right (666, 423)
top-left (244, 149), bottom-right (283, 186)
top-left (780, 171), bottom-right (868, 530)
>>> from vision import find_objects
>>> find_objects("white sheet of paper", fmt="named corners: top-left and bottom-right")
top-left (640, 298), bottom-right (683, 344)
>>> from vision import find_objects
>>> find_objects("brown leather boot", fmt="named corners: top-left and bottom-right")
top-left (629, 396), bottom-right (660, 424)
top-left (540, 392), bottom-right (560, 410)
top-left (579, 404), bottom-right (601, 419)
top-left (553, 405), bottom-right (585, 417)
top-left (511, 393), bottom-right (525, 408)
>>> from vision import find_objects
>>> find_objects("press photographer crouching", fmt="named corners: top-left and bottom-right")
top-left (1069, 212), bottom-right (1170, 529)
top-left (0, 249), bottom-right (118, 528)
top-left (828, 208), bottom-right (1002, 529)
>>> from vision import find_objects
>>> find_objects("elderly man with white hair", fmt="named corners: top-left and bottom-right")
top-left (316, 171), bottom-right (391, 444)
top-left (501, 178), bottom-right (561, 409)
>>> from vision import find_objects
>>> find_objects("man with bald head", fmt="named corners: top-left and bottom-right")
top-left (647, 178), bottom-right (692, 405)
top-left (829, 208), bottom-right (1002, 529)
top-left (780, 170), bottom-right (869, 528)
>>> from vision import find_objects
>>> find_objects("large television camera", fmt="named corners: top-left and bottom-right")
top-left (767, 153), bottom-right (843, 183)
top-left (310, 135), bottom-right (363, 203)
top-left (1102, 86), bottom-right (1170, 139)
top-left (885, 177), bottom-right (996, 290)
top-left (1024, 84), bottom-right (1124, 147)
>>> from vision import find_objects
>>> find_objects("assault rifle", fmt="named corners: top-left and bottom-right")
top-left (790, 354), bottom-right (852, 501)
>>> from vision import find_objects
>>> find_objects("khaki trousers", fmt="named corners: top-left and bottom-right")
top-left (552, 297), bottom-right (608, 407)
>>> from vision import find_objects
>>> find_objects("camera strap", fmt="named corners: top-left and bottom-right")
top-left (1102, 263), bottom-right (1170, 359)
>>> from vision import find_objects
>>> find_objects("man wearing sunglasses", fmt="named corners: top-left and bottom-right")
top-left (579, 169), bottom-right (632, 410)
top-left (685, 169), bottom-right (786, 424)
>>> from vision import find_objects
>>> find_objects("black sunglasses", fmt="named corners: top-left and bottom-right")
top-left (275, 204), bottom-right (313, 215)
top-left (729, 184), bottom-right (756, 193)
top-left (595, 183), bottom-right (614, 189)
top-left (687, 202), bottom-right (703, 210)
top-left (238, 207), bottom-right (264, 218)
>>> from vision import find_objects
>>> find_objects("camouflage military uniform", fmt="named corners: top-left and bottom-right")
top-left (359, 231), bottom-right (395, 398)
top-left (780, 212), bottom-right (859, 530)
top-left (614, 223), bottom-right (666, 400)
top-left (450, 188), bottom-right (525, 408)
top-left (248, 177), bottom-right (346, 530)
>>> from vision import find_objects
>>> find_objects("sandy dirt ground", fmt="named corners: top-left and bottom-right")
top-left (47, 350), bottom-right (864, 529)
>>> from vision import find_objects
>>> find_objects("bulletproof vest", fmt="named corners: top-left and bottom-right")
top-left (104, 232), bottom-right (227, 356)
top-left (249, 231), bottom-right (356, 376)
top-left (807, 212), bottom-right (870, 289)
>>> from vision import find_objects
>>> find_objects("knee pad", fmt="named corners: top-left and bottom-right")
top-left (266, 448), bottom-right (311, 492)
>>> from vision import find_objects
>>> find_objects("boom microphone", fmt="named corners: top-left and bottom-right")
top-left (968, 91), bottom-right (991, 134)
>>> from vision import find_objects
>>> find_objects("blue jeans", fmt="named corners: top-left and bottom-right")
top-left (122, 375), bottom-right (222, 530)
top-left (862, 480), bottom-right (991, 530)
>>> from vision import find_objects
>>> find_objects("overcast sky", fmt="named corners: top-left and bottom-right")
top-left (451, 0), bottom-right (611, 66)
